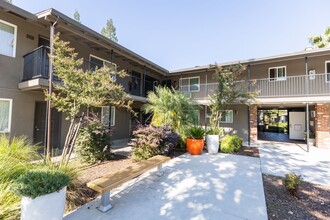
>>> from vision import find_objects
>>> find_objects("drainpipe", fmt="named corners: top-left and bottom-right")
top-left (247, 64), bottom-right (251, 146)
top-left (305, 57), bottom-right (310, 152)
top-left (205, 70), bottom-right (208, 128)
top-left (45, 17), bottom-right (59, 160)
top-left (109, 50), bottom-right (113, 142)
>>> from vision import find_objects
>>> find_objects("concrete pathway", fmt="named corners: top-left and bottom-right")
top-left (64, 153), bottom-right (267, 220)
top-left (256, 140), bottom-right (330, 185)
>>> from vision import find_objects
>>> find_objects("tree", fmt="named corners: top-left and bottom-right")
top-left (73, 9), bottom-right (81, 23)
top-left (309, 27), bottom-right (330, 48)
top-left (101, 19), bottom-right (118, 42)
top-left (142, 86), bottom-right (198, 137)
top-left (209, 64), bottom-right (258, 128)
top-left (46, 33), bottom-right (131, 164)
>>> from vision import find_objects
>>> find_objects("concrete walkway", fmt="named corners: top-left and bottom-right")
top-left (256, 140), bottom-right (330, 185)
top-left (64, 153), bottom-right (267, 220)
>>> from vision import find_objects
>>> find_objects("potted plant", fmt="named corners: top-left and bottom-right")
top-left (206, 127), bottom-right (223, 154)
top-left (12, 169), bottom-right (71, 220)
top-left (186, 126), bottom-right (205, 155)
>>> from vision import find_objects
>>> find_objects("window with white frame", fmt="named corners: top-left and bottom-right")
top-left (269, 66), bottom-right (286, 81)
top-left (0, 20), bottom-right (17, 57)
top-left (220, 110), bottom-right (233, 123)
top-left (100, 106), bottom-right (115, 126)
top-left (179, 77), bottom-right (200, 93)
top-left (325, 61), bottom-right (330, 83)
top-left (89, 55), bottom-right (117, 80)
top-left (0, 99), bottom-right (12, 132)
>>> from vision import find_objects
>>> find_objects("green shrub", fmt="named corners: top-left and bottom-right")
top-left (283, 172), bottom-right (303, 196)
top-left (220, 135), bottom-right (242, 154)
top-left (12, 169), bottom-right (71, 199)
top-left (187, 126), bottom-right (205, 139)
top-left (131, 125), bottom-right (180, 161)
top-left (75, 116), bottom-right (112, 163)
top-left (0, 135), bottom-right (40, 219)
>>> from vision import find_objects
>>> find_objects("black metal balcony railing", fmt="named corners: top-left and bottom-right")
top-left (22, 46), bottom-right (158, 97)
top-left (22, 46), bottom-right (50, 81)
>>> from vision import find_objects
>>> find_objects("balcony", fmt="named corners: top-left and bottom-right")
top-left (179, 73), bottom-right (330, 104)
top-left (19, 46), bottom-right (159, 98)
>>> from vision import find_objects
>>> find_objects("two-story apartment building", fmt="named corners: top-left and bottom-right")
top-left (0, 1), bottom-right (168, 149)
top-left (169, 50), bottom-right (330, 148)
top-left (1, 2), bottom-right (329, 149)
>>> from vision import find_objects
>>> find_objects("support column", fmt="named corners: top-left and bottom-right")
top-left (315, 103), bottom-right (330, 148)
top-left (249, 105), bottom-right (258, 144)
top-left (45, 21), bottom-right (56, 159)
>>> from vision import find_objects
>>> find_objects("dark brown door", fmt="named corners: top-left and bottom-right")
top-left (33, 101), bottom-right (61, 149)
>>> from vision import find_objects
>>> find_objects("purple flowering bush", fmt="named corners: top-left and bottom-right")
top-left (131, 125), bottom-right (180, 161)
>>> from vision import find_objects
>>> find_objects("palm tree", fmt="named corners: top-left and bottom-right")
top-left (142, 86), bottom-right (198, 136)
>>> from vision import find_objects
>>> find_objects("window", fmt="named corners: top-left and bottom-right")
top-left (269, 66), bottom-right (286, 81)
top-left (220, 110), bottom-right (233, 123)
top-left (89, 55), bottom-right (117, 80)
top-left (191, 110), bottom-right (200, 125)
top-left (0, 99), bottom-right (12, 132)
top-left (205, 109), bottom-right (233, 124)
top-left (100, 106), bottom-right (115, 126)
top-left (0, 20), bottom-right (17, 57)
top-left (325, 61), bottom-right (330, 83)
top-left (179, 77), bottom-right (200, 93)
top-left (189, 77), bottom-right (200, 92)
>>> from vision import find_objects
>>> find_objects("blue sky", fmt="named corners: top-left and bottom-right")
top-left (13, 0), bottom-right (330, 70)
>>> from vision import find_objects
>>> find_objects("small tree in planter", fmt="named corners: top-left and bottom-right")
top-left (12, 169), bottom-right (71, 220)
top-left (186, 126), bottom-right (205, 155)
top-left (207, 64), bottom-right (258, 152)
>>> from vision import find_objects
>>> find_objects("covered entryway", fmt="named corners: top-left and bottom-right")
top-left (257, 107), bottom-right (306, 143)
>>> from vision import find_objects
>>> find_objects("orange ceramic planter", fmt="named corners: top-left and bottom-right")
top-left (186, 138), bottom-right (204, 155)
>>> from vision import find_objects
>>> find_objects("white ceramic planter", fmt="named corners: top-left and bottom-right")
top-left (206, 135), bottom-right (219, 154)
top-left (21, 186), bottom-right (67, 220)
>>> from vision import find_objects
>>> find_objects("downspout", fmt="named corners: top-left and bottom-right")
top-left (305, 57), bottom-right (310, 152)
top-left (109, 50), bottom-right (113, 142)
top-left (45, 17), bottom-right (59, 160)
top-left (205, 70), bottom-right (208, 128)
top-left (247, 64), bottom-right (251, 146)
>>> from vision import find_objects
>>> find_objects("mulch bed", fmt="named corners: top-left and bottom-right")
top-left (233, 146), bottom-right (259, 157)
top-left (263, 174), bottom-right (330, 220)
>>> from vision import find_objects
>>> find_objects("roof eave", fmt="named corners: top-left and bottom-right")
top-left (0, 1), bottom-right (37, 20)
top-left (36, 8), bottom-right (169, 75)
